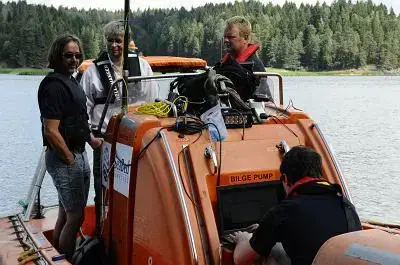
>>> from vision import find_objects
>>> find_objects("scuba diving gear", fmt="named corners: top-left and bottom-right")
top-left (38, 72), bottom-right (90, 150)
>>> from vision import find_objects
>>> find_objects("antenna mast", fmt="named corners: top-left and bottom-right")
top-left (122, 0), bottom-right (130, 112)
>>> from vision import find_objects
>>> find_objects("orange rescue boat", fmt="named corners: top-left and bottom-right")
top-left (1, 61), bottom-right (399, 265)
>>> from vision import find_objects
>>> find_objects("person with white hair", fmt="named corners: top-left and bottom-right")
top-left (80, 20), bottom-right (156, 234)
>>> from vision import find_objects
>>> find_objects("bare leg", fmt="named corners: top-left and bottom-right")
top-left (58, 208), bottom-right (85, 261)
top-left (53, 203), bottom-right (66, 251)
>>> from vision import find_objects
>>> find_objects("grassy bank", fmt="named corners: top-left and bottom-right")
top-left (267, 66), bottom-right (399, 76)
top-left (0, 68), bottom-right (50, 75)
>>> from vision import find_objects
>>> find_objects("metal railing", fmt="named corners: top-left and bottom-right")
top-left (127, 71), bottom-right (284, 105)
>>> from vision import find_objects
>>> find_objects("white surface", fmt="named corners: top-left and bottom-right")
top-left (113, 143), bottom-right (133, 197)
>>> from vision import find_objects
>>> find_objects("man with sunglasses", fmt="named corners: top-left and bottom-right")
top-left (228, 146), bottom-right (361, 265)
top-left (38, 34), bottom-right (102, 261)
top-left (80, 20), bottom-right (156, 234)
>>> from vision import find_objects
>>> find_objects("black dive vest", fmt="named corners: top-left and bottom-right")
top-left (93, 51), bottom-right (142, 106)
top-left (39, 72), bottom-right (90, 149)
top-left (93, 51), bottom-right (120, 105)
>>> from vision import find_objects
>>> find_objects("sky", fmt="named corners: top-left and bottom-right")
top-left (5, 0), bottom-right (400, 14)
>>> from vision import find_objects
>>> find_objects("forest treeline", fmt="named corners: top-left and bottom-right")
top-left (0, 0), bottom-right (399, 70)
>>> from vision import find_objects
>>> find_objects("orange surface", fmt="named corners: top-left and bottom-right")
top-left (78, 56), bottom-right (206, 73)
top-left (143, 56), bottom-right (206, 67)
top-left (110, 114), bottom-right (161, 265)
top-left (77, 59), bottom-right (94, 72)
top-left (313, 229), bottom-right (400, 264)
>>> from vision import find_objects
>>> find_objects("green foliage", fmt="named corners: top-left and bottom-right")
top-left (0, 0), bottom-right (399, 70)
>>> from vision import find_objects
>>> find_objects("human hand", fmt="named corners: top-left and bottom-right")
top-left (65, 152), bottom-right (75, 165)
top-left (225, 231), bottom-right (253, 244)
top-left (90, 136), bottom-right (104, 150)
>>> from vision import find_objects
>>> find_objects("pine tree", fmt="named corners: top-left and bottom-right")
top-left (302, 25), bottom-right (320, 70)
top-left (0, 0), bottom-right (399, 71)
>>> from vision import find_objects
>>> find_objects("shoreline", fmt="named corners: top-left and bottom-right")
top-left (1, 67), bottom-right (399, 77)
top-left (267, 68), bottom-right (400, 76)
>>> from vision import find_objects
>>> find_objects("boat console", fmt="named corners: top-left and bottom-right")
top-left (95, 72), bottom-right (322, 265)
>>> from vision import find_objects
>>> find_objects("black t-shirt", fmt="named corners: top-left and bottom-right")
top-left (38, 80), bottom-right (68, 120)
top-left (249, 190), bottom-right (352, 265)
top-left (38, 73), bottom-right (89, 148)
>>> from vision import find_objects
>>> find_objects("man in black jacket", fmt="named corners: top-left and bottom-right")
top-left (222, 16), bottom-right (272, 100)
top-left (38, 34), bottom-right (102, 261)
top-left (228, 146), bottom-right (361, 265)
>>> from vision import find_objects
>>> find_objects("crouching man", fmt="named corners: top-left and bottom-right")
top-left (229, 146), bottom-right (361, 265)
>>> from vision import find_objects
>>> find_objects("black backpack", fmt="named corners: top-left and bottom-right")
top-left (71, 236), bottom-right (103, 265)
top-left (169, 58), bottom-right (259, 115)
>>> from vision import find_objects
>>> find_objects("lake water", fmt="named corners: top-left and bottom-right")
top-left (0, 74), bottom-right (399, 225)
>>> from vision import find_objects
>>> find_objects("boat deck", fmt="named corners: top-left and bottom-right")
top-left (0, 206), bottom-right (95, 265)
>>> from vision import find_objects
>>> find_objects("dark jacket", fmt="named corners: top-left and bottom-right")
top-left (249, 178), bottom-right (361, 265)
top-left (222, 44), bottom-right (272, 100)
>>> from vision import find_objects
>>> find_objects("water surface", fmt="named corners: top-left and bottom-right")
top-left (0, 74), bottom-right (399, 224)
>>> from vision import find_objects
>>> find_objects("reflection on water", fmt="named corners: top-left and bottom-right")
top-left (0, 74), bottom-right (399, 224)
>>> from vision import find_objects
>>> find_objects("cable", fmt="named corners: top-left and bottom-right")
top-left (270, 115), bottom-right (301, 145)
top-left (121, 77), bottom-right (129, 109)
top-left (114, 127), bottom-right (168, 167)
top-left (172, 115), bottom-right (204, 135)
top-left (285, 99), bottom-right (303, 112)
top-left (290, 99), bottom-right (303, 112)
top-left (177, 130), bottom-right (203, 204)
top-left (284, 99), bottom-right (291, 112)
top-left (172, 118), bottom-right (223, 195)
top-left (115, 150), bottom-right (132, 167)
top-left (137, 127), bottom-right (169, 159)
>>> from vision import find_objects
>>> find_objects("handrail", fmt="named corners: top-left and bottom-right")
top-left (23, 147), bottom-right (46, 221)
top-left (127, 72), bottom-right (204, 82)
top-left (254, 72), bottom-right (284, 105)
top-left (127, 71), bottom-right (284, 105)
top-left (314, 123), bottom-right (353, 202)
top-left (160, 131), bottom-right (199, 265)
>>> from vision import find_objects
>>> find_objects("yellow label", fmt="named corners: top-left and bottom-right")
top-left (227, 172), bottom-right (274, 184)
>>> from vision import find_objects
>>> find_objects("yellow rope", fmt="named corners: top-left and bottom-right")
top-left (135, 96), bottom-right (188, 117)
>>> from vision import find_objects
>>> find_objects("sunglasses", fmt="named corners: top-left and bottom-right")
top-left (63, 52), bottom-right (83, 60)
top-left (107, 38), bottom-right (123, 44)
